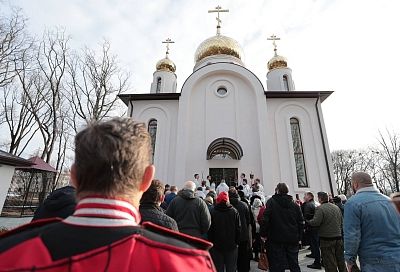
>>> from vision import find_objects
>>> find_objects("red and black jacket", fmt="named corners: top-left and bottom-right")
top-left (0, 196), bottom-right (215, 272)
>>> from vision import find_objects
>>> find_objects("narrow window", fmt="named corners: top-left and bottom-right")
top-left (156, 77), bottom-right (161, 93)
top-left (283, 75), bottom-right (290, 91)
top-left (290, 118), bottom-right (308, 187)
top-left (148, 119), bottom-right (157, 162)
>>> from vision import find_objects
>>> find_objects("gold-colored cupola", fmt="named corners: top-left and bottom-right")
top-left (194, 5), bottom-right (244, 64)
top-left (156, 38), bottom-right (176, 73)
top-left (267, 34), bottom-right (288, 70)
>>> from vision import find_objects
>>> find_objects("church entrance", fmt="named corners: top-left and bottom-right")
top-left (209, 168), bottom-right (238, 187)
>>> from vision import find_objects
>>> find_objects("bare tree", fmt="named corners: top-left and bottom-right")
top-left (377, 130), bottom-right (400, 192)
top-left (28, 29), bottom-right (69, 164)
top-left (332, 150), bottom-right (360, 195)
top-left (66, 40), bottom-right (129, 132)
top-left (0, 8), bottom-right (29, 87)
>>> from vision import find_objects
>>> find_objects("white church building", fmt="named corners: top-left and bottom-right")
top-left (119, 8), bottom-right (336, 196)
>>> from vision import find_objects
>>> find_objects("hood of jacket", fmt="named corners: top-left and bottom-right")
top-left (214, 202), bottom-right (233, 212)
top-left (178, 189), bottom-right (196, 199)
top-left (272, 193), bottom-right (294, 209)
top-left (43, 186), bottom-right (76, 211)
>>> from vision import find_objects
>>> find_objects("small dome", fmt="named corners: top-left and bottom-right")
top-left (267, 55), bottom-right (287, 70)
top-left (156, 57), bottom-right (176, 73)
top-left (194, 34), bottom-right (243, 63)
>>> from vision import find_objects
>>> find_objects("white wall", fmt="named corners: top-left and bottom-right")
top-left (0, 165), bottom-right (16, 213)
top-left (265, 98), bottom-right (335, 196)
top-left (130, 100), bottom-right (179, 185)
top-left (175, 62), bottom-right (270, 189)
top-left (150, 71), bottom-right (177, 93)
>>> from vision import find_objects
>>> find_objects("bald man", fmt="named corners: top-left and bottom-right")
top-left (344, 172), bottom-right (400, 272)
top-left (166, 181), bottom-right (211, 238)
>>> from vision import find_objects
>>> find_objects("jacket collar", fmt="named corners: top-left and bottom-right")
top-left (356, 186), bottom-right (380, 195)
top-left (63, 196), bottom-right (141, 227)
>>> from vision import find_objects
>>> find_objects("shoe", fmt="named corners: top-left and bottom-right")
top-left (306, 254), bottom-right (315, 258)
top-left (307, 263), bottom-right (322, 269)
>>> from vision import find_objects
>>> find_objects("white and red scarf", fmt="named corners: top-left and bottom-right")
top-left (63, 196), bottom-right (141, 227)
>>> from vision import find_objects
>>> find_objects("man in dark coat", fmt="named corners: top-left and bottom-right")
top-left (33, 185), bottom-right (76, 220)
top-left (302, 191), bottom-right (321, 269)
top-left (260, 183), bottom-right (304, 272)
top-left (166, 181), bottom-right (211, 238)
top-left (229, 188), bottom-right (251, 272)
top-left (208, 192), bottom-right (241, 272)
top-left (140, 179), bottom-right (178, 231)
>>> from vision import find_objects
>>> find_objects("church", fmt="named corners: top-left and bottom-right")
top-left (119, 6), bottom-right (336, 196)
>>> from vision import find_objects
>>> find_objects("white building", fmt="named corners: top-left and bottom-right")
top-left (119, 14), bottom-right (336, 196)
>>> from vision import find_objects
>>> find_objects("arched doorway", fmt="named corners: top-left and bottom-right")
top-left (207, 138), bottom-right (243, 185)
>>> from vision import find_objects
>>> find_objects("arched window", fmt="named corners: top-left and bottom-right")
top-left (156, 77), bottom-right (161, 93)
top-left (283, 75), bottom-right (290, 91)
top-left (148, 119), bottom-right (157, 162)
top-left (290, 118), bottom-right (308, 187)
top-left (207, 138), bottom-right (243, 160)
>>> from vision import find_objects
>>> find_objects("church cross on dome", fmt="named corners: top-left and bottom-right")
top-left (162, 38), bottom-right (174, 58)
top-left (267, 34), bottom-right (281, 56)
top-left (208, 5), bottom-right (229, 35)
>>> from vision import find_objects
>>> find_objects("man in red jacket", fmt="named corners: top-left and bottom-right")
top-left (0, 117), bottom-right (215, 272)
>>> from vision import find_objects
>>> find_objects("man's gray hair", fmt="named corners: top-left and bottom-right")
top-left (351, 172), bottom-right (373, 187)
top-left (184, 180), bottom-right (196, 191)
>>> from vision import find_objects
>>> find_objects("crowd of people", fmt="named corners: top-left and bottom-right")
top-left (0, 117), bottom-right (399, 272)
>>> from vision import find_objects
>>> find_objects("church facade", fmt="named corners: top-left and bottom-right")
top-left (119, 17), bottom-right (336, 196)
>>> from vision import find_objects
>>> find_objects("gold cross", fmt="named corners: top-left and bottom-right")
top-left (162, 38), bottom-right (174, 57)
top-left (267, 34), bottom-right (280, 56)
top-left (208, 5), bottom-right (229, 35)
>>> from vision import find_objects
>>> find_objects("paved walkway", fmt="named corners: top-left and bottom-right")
top-left (1, 217), bottom-right (324, 271)
top-left (0, 216), bottom-right (32, 229)
top-left (250, 247), bottom-right (325, 272)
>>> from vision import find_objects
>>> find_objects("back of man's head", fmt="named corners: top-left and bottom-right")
top-left (351, 172), bottom-right (373, 187)
top-left (170, 185), bottom-right (178, 192)
top-left (73, 117), bottom-right (151, 198)
top-left (276, 183), bottom-right (289, 195)
top-left (140, 179), bottom-right (164, 205)
top-left (317, 192), bottom-right (329, 203)
top-left (184, 181), bottom-right (196, 191)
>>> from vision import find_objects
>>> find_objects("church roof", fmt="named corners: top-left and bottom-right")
top-left (118, 93), bottom-right (181, 105)
top-left (265, 91), bottom-right (333, 102)
top-left (118, 91), bottom-right (333, 106)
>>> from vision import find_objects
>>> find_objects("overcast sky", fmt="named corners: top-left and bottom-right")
top-left (3, 0), bottom-right (400, 151)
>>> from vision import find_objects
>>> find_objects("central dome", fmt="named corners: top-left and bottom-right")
top-left (194, 34), bottom-right (243, 63)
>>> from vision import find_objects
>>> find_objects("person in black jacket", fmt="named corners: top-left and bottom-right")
top-left (139, 179), bottom-right (178, 231)
top-left (208, 191), bottom-right (241, 272)
top-left (302, 192), bottom-right (321, 269)
top-left (260, 183), bottom-right (304, 272)
top-left (166, 181), bottom-right (211, 238)
top-left (33, 185), bottom-right (76, 220)
top-left (229, 188), bottom-right (251, 272)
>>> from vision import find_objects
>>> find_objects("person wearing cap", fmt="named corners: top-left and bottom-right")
top-left (344, 172), bottom-right (400, 272)
top-left (166, 180), bottom-right (211, 238)
top-left (208, 192), bottom-right (241, 272)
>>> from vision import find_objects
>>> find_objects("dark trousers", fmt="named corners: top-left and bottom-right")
top-left (210, 247), bottom-right (238, 272)
top-left (267, 242), bottom-right (301, 272)
top-left (309, 229), bottom-right (321, 264)
top-left (320, 239), bottom-right (346, 272)
top-left (237, 241), bottom-right (250, 272)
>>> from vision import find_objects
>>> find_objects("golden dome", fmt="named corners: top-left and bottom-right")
top-left (194, 34), bottom-right (243, 63)
top-left (267, 55), bottom-right (287, 70)
top-left (156, 57), bottom-right (176, 73)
